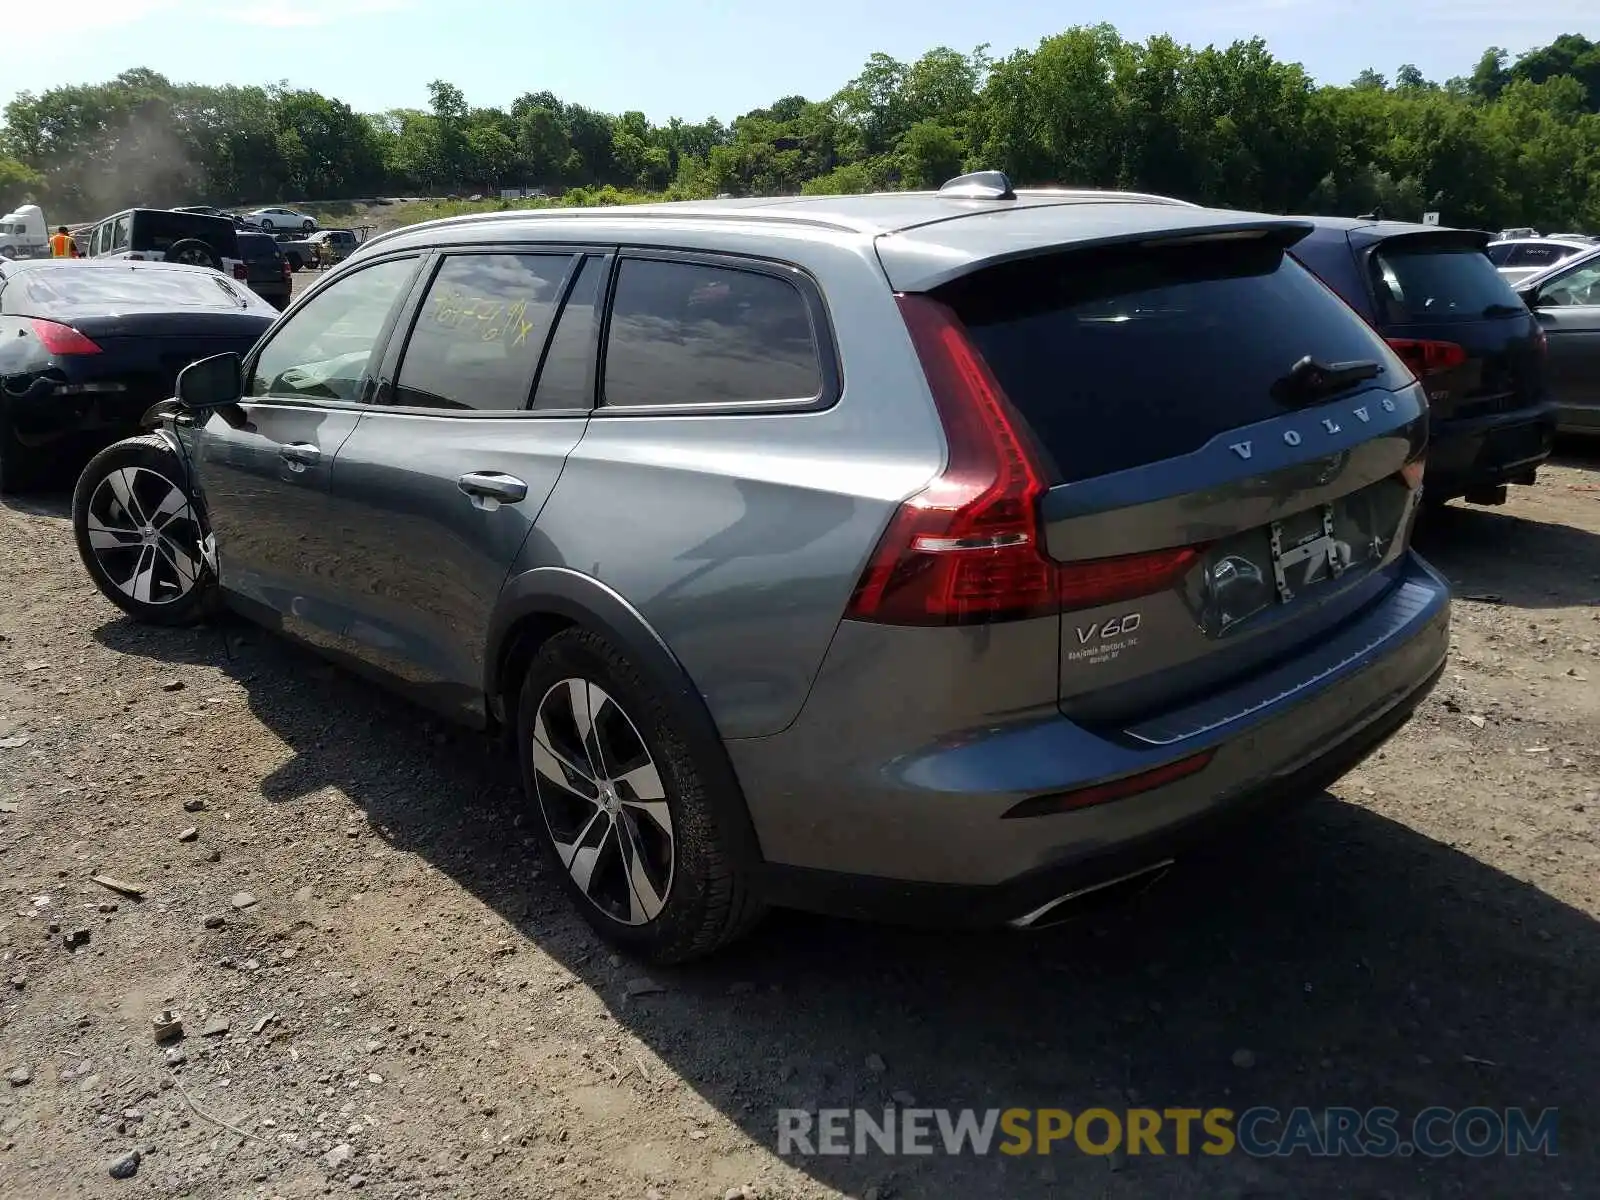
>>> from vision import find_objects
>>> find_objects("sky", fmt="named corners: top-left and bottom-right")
top-left (4, 0), bottom-right (1596, 122)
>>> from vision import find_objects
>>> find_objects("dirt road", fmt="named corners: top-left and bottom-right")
top-left (2, 452), bottom-right (1597, 1199)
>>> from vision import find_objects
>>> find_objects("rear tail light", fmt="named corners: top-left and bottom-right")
top-left (282, 258), bottom-right (293, 279)
top-left (233, 263), bottom-right (249, 281)
top-left (844, 295), bottom-right (1207, 626)
top-left (1385, 338), bottom-right (1466, 377)
top-left (31, 318), bottom-right (101, 356)
top-left (1003, 749), bottom-right (1216, 818)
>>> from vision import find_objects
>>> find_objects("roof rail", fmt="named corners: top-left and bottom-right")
top-left (938, 170), bottom-right (1016, 201)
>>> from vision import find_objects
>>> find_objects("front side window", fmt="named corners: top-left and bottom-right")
top-left (601, 258), bottom-right (823, 408)
top-left (247, 257), bottom-right (417, 403)
top-left (1541, 260), bottom-right (1600, 307)
top-left (392, 253), bottom-right (573, 411)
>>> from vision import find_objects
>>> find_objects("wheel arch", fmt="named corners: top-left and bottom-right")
top-left (487, 566), bottom-right (765, 869)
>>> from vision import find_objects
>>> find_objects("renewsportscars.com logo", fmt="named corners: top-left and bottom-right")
top-left (777, 1106), bottom-right (1559, 1159)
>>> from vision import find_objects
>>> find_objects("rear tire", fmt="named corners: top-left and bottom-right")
top-left (72, 435), bottom-right (220, 626)
top-left (517, 628), bottom-right (765, 963)
top-left (259, 219), bottom-right (274, 231)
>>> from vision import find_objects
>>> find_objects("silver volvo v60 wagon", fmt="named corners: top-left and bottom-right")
top-left (72, 173), bottom-right (1450, 961)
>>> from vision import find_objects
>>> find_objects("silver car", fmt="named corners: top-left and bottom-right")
top-left (1486, 236), bottom-right (1593, 285)
top-left (71, 172), bottom-right (1450, 961)
top-left (1513, 243), bottom-right (1600, 436)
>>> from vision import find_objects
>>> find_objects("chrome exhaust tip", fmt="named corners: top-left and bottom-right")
top-left (1007, 859), bottom-right (1176, 930)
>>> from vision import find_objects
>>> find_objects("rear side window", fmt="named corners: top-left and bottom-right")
top-left (943, 240), bottom-right (1399, 483)
top-left (393, 253), bottom-right (572, 411)
top-left (1485, 244), bottom-right (1513, 266)
top-left (601, 258), bottom-right (823, 408)
top-left (1369, 241), bottom-right (1524, 324)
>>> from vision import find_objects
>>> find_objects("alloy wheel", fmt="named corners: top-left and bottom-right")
top-left (84, 467), bottom-right (205, 605)
top-left (531, 678), bottom-right (674, 926)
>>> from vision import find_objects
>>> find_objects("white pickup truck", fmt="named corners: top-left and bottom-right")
top-left (0, 204), bottom-right (50, 259)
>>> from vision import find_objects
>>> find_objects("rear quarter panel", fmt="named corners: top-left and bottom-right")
top-left (522, 230), bottom-right (945, 740)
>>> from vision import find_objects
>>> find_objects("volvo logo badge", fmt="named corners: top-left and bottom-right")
top-left (1227, 397), bottom-right (1400, 461)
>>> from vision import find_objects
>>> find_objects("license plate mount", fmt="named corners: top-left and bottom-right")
top-left (1269, 503), bottom-right (1346, 603)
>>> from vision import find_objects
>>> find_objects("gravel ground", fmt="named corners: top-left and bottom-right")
top-left (1, 449), bottom-right (1598, 1199)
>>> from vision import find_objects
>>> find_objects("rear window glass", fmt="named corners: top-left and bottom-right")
top-left (943, 240), bottom-right (1400, 483)
top-left (237, 235), bottom-right (280, 261)
top-left (131, 211), bottom-right (239, 258)
top-left (1369, 242), bottom-right (1523, 324)
top-left (17, 266), bottom-right (246, 309)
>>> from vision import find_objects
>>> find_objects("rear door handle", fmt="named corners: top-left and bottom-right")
top-left (279, 442), bottom-right (321, 468)
top-left (458, 472), bottom-right (528, 505)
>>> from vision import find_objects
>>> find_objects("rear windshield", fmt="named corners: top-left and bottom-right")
top-left (130, 210), bottom-right (240, 258)
top-left (942, 239), bottom-right (1399, 483)
top-left (17, 266), bottom-right (247, 310)
top-left (237, 234), bottom-right (281, 261)
top-left (1369, 241), bottom-right (1524, 324)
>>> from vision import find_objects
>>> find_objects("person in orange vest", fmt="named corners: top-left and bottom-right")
top-left (49, 226), bottom-right (79, 258)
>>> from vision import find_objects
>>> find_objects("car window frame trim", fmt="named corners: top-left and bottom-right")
top-left (371, 243), bottom-right (593, 418)
top-left (591, 246), bottom-right (842, 419)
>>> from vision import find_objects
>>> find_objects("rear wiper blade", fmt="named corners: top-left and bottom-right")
top-left (1482, 303), bottom-right (1525, 317)
top-left (1270, 355), bottom-right (1384, 405)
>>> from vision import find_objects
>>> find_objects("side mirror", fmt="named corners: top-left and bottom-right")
top-left (176, 352), bottom-right (243, 411)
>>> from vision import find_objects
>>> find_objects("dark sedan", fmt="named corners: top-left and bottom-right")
top-left (0, 258), bottom-right (277, 493)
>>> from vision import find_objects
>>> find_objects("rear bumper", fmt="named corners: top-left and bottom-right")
top-left (739, 553), bottom-right (1450, 926)
top-left (1556, 399), bottom-right (1600, 436)
top-left (2, 382), bottom-right (160, 444)
top-left (1425, 401), bottom-right (1558, 498)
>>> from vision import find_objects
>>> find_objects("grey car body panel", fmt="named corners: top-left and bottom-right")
top-left (727, 553), bottom-right (1449, 885)
top-left (191, 403), bottom-right (365, 631)
top-left (154, 189), bottom-right (1452, 924)
top-left (314, 408), bottom-right (589, 721)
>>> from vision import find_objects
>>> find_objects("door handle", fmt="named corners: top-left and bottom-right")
top-left (457, 472), bottom-right (529, 505)
top-left (278, 442), bottom-right (321, 466)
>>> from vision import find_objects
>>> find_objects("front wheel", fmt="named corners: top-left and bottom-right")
top-left (72, 435), bottom-right (219, 626)
top-left (517, 628), bottom-right (764, 963)
top-left (302, 220), bottom-right (315, 233)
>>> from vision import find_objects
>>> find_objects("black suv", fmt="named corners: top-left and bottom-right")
top-left (1291, 218), bottom-right (1557, 506)
top-left (235, 231), bottom-right (292, 310)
